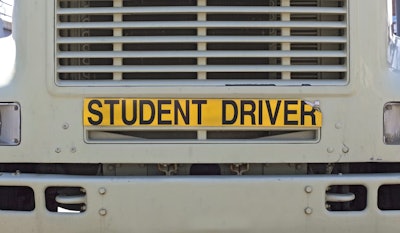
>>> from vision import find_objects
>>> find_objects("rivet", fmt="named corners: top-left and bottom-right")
top-left (342, 145), bottom-right (349, 154)
top-left (55, 148), bottom-right (61, 153)
top-left (335, 122), bottom-right (343, 129)
top-left (304, 186), bottom-right (313, 193)
top-left (296, 164), bottom-right (303, 170)
top-left (304, 207), bottom-right (313, 215)
top-left (81, 205), bottom-right (87, 211)
top-left (327, 147), bottom-right (334, 153)
top-left (98, 187), bottom-right (107, 195)
top-left (71, 147), bottom-right (77, 153)
top-left (99, 209), bottom-right (107, 216)
top-left (13, 138), bottom-right (19, 144)
top-left (62, 123), bottom-right (69, 130)
top-left (14, 105), bottom-right (19, 111)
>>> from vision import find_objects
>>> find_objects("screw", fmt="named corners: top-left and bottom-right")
top-left (71, 147), bottom-right (77, 153)
top-left (14, 105), bottom-right (19, 111)
top-left (55, 148), bottom-right (61, 153)
top-left (14, 170), bottom-right (21, 175)
top-left (99, 209), bottom-right (107, 216)
top-left (81, 205), bottom-right (87, 211)
top-left (62, 123), bottom-right (69, 130)
top-left (304, 186), bottom-right (313, 193)
top-left (13, 138), bottom-right (19, 144)
top-left (304, 207), bottom-right (313, 215)
top-left (98, 187), bottom-right (107, 195)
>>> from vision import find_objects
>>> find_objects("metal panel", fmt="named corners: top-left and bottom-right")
top-left (0, 173), bottom-right (399, 233)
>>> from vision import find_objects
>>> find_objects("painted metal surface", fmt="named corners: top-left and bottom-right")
top-left (0, 0), bottom-right (394, 164)
top-left (0, 0), bottom-right (399, 231)
top-left (0, 172), bottom-right (399, 233)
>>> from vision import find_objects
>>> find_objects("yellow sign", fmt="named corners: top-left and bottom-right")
top-left (83, 98), bottom-right (322, 128)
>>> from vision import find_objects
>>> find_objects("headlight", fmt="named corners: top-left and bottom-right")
top-left (384, 102), bottom-right (400, 144)
top-left (0, 102), bottom-right (20, 145)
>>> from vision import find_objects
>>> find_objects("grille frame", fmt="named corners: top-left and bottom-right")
top-left (55, 0), bottom-right (349, 87)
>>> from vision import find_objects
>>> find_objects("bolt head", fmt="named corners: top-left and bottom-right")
top-left (98, 187), bottom-right (107, 195)
top-left (99, 208), bottom-right (107, 216)
top-left (304, 207), bottom-right (313, 215)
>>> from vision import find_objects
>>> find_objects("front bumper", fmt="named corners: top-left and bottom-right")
top-left (0, 172), bottom-right (399, 233)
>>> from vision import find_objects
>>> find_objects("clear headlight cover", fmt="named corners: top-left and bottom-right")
top-left (384, 102), bottom-right (400, 145)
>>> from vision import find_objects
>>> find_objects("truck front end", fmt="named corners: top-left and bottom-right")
top-left (0, 0), bottom-right (399, 232)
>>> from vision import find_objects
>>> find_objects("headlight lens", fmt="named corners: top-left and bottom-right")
top-left (384, 102), bottom-right (400, 145)
top-left (0, 102), bottom-right (20, 146)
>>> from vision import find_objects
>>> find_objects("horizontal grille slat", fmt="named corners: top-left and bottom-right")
top-left (58, 65), bottom-right (347, 73)
top-left (58, 50), bottom-right (346, 58)
top-left (57, 6), bottom-right (347, 15)
top-left (58, 21), bottom-right (346, 29)
top-left (57, 36), bottom-right (347, 44)
top-left (56, 0), bottom-right (348, 84)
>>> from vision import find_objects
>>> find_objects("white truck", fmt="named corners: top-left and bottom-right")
top-left (0, 0), bottom-right (400, 232)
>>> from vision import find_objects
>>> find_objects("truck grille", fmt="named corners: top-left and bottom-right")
top-left (56, 0), bottom-right (348, 85)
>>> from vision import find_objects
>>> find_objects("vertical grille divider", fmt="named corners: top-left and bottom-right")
top-left (197, 0), bottom-right (207, 140)
top-left (281, 0), bottom-right (291, 80)
top-left (113, 0), bottom-right (123, 81)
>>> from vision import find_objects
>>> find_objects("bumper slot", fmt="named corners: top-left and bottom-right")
top-left (0, 185), bottom-right (34, 211)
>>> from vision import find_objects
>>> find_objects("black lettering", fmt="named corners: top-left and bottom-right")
top-left (192, 100), bottom-right (207, 125)
top-left (301, 101), bottom-right (316, 125)
top-left (104, 100), bottom-right (119, 125)
top-left (240, 100), bottom-right (256, 125)
top-left (139, 100), bottom-right (155, 124)
top-left (174, 100), bottom-right (190, 125)
top-left (258, 100), bottom-right (263, 125)
top-left (284, 100), bottom-right (298, 125)
top-left (121, 100), bottom-right (137, 125)
top-left (158, 100), bottom-right (172, 125)
top-left (222, 100), bottom-right (238, 124)
top-left (265, 100), bottom-right (281, 125)
top-left (88, 100), bottom-right (103, 125)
